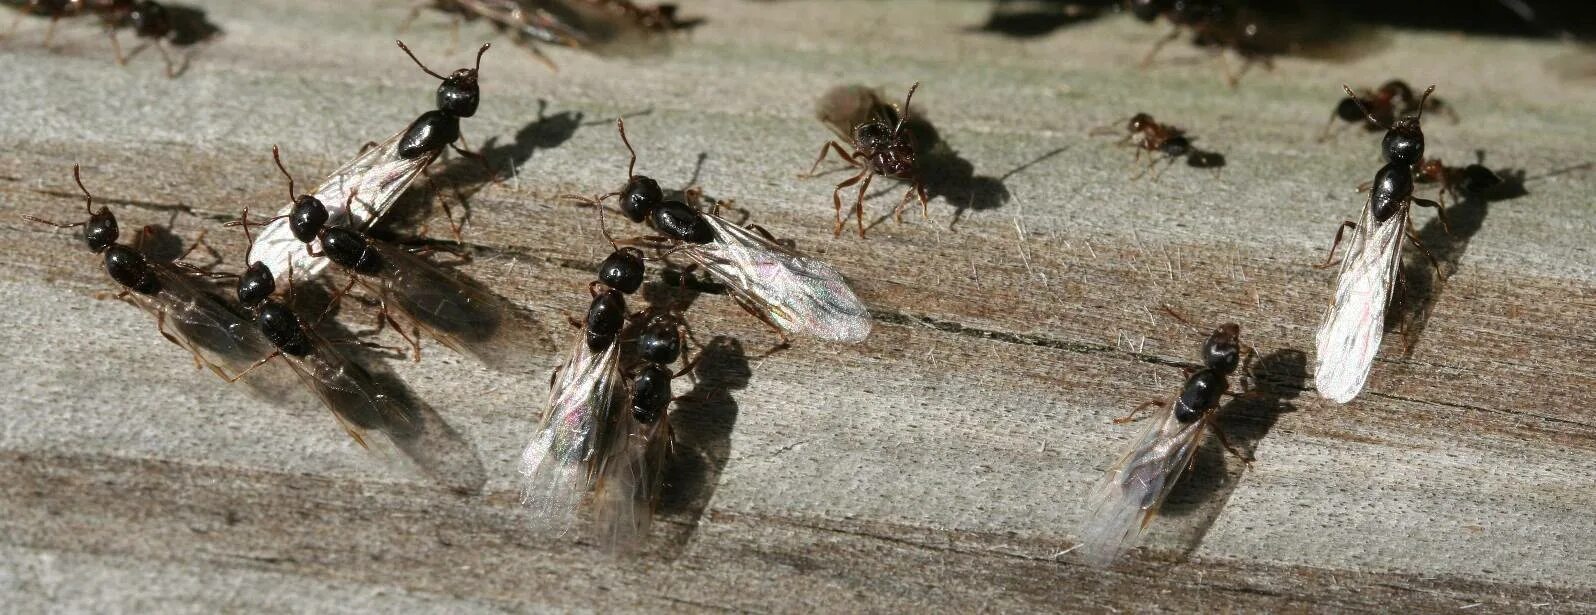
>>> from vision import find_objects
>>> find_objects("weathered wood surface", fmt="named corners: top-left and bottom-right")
top-left (2, 0), bottom-right (1594, 611)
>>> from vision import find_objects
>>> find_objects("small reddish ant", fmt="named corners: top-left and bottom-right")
top-left (1097, 113), bottom-right (1220, 179)
top-left (801, 82), bottom-right (930, 238)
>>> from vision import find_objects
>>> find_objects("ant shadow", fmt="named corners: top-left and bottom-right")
top-left (294, 282), bottom-right (488, 495)
top-left (969, 0), bottom-right (1115, 37)
top-left (1151, 348), bottom-right (1307, 558)
top-left (1385, 161), bottom-right (1533, 351)
top-left (375, 99), bottom-right (589, 236)
top-left (656, 335), bottom-right (749, 553)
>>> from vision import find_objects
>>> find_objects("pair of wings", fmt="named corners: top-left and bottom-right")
top-left (126, 262), bottom-right (416, 450)
top-left (249, 124), bottom-right (441, 286)
top-left (680, 212), bottom-right (873, 343)
top-left (1077, 404), bottom-right (1211, 567)
top-left (519, 332), bottom-right (624, 532)
top-left (1314, 200), bottom-right (1406, 403)
top-left (442, 0), bottom-right (673, 58)
top-left (518, 327), bottom-right (674, 551)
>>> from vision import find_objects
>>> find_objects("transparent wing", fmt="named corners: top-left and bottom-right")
top-left (519, 333), bottom-right (623, 532)
top-left (250, 126), bottom-right (441, 286)
top-left (456, 0), bottom-right (673, 57)
top-left (1314, 201), bottom-right (1405, 403)
top-left (1077, 405), bottom-right (1208, 567)
top-left (814, 84), bottom-right (897, 142)
top-left (130, 263), bottom-right (278, 378)
top-left (682, 213), bottom-right (873, 343)
top-left (370, 242), bottom-right (549, 370)
top-left (283, 330), bottom-right (420, 450)
top-left (591, 408), bottom-right (671, 552)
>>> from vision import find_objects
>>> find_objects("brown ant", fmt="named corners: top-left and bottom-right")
top-left (1097, 113), bottom-right (1220, 179)
top-left (1321, 79), bottom-right (1456, 141)
top-left (801, 82), bottom-right (929, 238)
top-left (1413, 157), bottom-right (1502, 207)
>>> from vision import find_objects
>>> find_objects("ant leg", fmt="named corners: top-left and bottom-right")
top-left (891, 183), bottom-right (918, 224)
top-left (852, 170), bottom-right (875, 237)
top-left (1114, 399), bottom-right (1165, 424)
top-left (730, 294), bottom-right (791, 356)
top-left (745, 223), bottom-right (779, 242)
top-left (223, 351), bottom-right (282, 383)
top-left (152, 309), bottom-right (195, 365)
top-left (802, 141), bottom-right (860, 178)
top-left (1314, 220), bottom-right (1358, 269)
top-left (450, 135), bottom-right (498, 182)
top-left (155, 39), bottom-right (179, 79)
top-left (379, 303), bottom-right (423, 362)
top-left (107, 28), bottom-right (127, 65)
top-left (313, 276), bottom-right (359, 326)
top-left (1411, 197), bottom-right (1452, 237)
top-left (1404, 220), bottom-right (1445, 279)
top-left (671, 352), bottom-right (702, 378)
top-left (1316, 113), bottom-right (1343, 143)
top-left (358, 141), bottom-right (381, 155)
top-left (1139, 25), bottom-right (1180, 68)
top-left (43, 14), bottom-right (58, 47)
top-left (1212, 425), bottom-right (1255, 463)
top-left (1157, 304), bottom-right (1202, 334)
top-left (830, 171), bottom-right (865, 237)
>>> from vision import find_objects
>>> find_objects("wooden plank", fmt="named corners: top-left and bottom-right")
top-left (1, 0), bottom-right (1593, 611)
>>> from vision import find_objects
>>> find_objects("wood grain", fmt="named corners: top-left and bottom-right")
top-left (1, 0), bottom-right (1594, 611)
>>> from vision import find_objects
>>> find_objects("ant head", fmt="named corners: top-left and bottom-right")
top-left (72, 165), bottom-right (120, 252)
top-left (1127, 112), bottom-right (1154, 132)
top-left (1128, 0), bottom-right (1166, 22)
top-left (597, 247), bottom-right (647, 294)
top-left (398, 40), bottom-right (490, 118)
top-left (236, 261), bottom-right (276, 307)
top-left (637, 312), bottom-right (684, 365)
top-left (620, 175), bottom-right (663, 223)
top-left (1201, 323), bottom-right (1242, 374)
top-left (129, 1), bottom-right (172, 38)
top-left (1381, 85), bottom-right (1434, 165)
top-left (288, 195), bottom-right (329, 243)
top-left (853, 121), bottom-right (894, 153)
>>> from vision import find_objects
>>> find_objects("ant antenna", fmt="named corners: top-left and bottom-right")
top-left (894, 82), bottom-right (920, 133)
top-left (472, 42), bottom-right (490, 73)
top-left (1340, 84), bottom-right (1388, 130)
top-left (271, 145), bottom-right (297, 201)
top-left (616, 118), bottom-right (638, 178)
top-left (1413, 85), bottom-right (1436, 123)
top-left (72, 165), bottom-right (96, 215)
top-left (395, 40), bottom-right (446, 80)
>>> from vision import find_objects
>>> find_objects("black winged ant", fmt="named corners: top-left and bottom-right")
top-left (565, 119), bottom-right (873, 345)
top-left (23, 165), bottom-right (280, 383)
top-left (233, 145), bottom-right (534, 369)
top-left (249, 40), bottom-right (494, 290)
top-left (801, 82), bottom-right (930, 238)
top-left (1078, 316), bottom-right (1257, 566)
top-left (405, 0), bottom-right (690, 69)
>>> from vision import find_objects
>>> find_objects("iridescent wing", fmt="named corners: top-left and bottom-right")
top-left (1314, 200), bottom-right (1405, 403)
top-left (591, 408), bottom-right (671, 552)
top-left (681, 212), bottom-right (873, 343)
top-left (249, 125), bottom-right (442, 286)
top-left (519, 333), bottom-right (623, 531)
top-left (369, 241), bottom-right (549, 370)
top-left (1077, 404), bottom-right (1208, 567)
